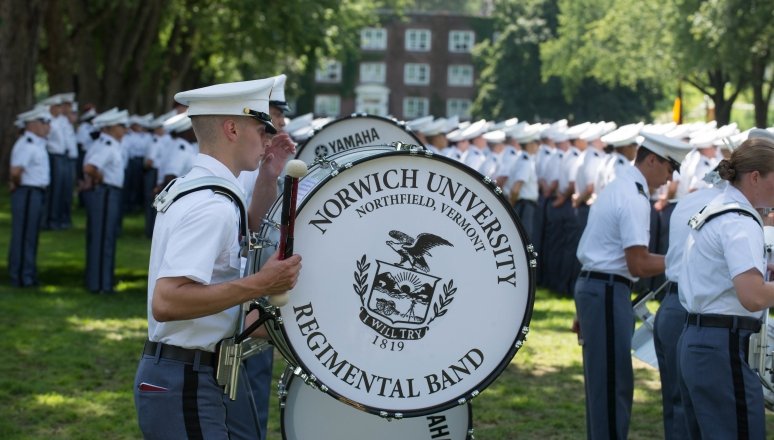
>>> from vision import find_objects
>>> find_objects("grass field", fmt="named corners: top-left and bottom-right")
top-left (0, 194), bottom-right (772, 439)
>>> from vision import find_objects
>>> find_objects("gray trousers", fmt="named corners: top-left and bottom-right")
top-left (84, 185), bottom-right (122, 293)
top-left (8, 186), bottom-right (45, 287)
top-left (679, 324), bottom-right (766, 439)
top-left (134, 353), bottom-right (261, 440)
top-left (514, 199), bottom-right (537, 244)
top-left (46, 153), bottom-right (68, 229)
top-left (575, 276), bottom-right (635, 439)
top-left (653, 286), bottom-right (688, 439)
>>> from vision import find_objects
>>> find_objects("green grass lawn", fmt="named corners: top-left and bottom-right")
top-left (0, 194), bottom-right (772, 439)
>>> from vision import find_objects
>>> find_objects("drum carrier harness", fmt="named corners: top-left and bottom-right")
top-left (153, 177), bottom-right (272, 400)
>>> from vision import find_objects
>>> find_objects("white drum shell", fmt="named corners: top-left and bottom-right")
top-left (279, 367), bottom-right (473, 440)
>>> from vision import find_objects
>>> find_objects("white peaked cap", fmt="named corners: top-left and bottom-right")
top-left (510, 123), bottom-right (542, 144)
top-left (444, 115), bottom-right (460, 133)
top-left (17, 105), bottom-right (53, 123)
top-left (163, 112), bottom-right (192, 133)
top-left (688, 129), bottom-right (718, 149)
top-left (149, 110), bottom-right (179, 129)
top-left (423, 118), bottom-right (449, 137)
top-left (602, 123), bottom-right (643, 147)
top-left (39, 95), bottom-right (64, 106)
top-left (664, 124), bottom-right (691, 140)
top-left (174, 78), bottom-right (276, 134)
top-left (406, 115), bottom-right (435, 132)
top-left (460, 119), bottom-right (488, 140)
top-left (93, 108), bottom-right (129, 129)
top-left (579, 122), bottom-right (606, 142)
top-left (269, 74), bottom-right (290, 112)
top-left (284, 112), bottom-right (313, 134)
top-left (566, 122), bottom-right (591, 140)
top-left (493, 117), bottom-right (519, 131)
top-left (639, 131), bottom-right (692, 171)
top-left (56, 92), bottom-right (76, 103)
top-left (483, 129), bottom-right (506, 144)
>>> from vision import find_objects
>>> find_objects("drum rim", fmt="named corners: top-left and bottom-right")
top-left (294, 113), bottom-right (423, 160)
top-left (275, 149), bottom-right (536, 418)
top-left (279, 365), bottom-right (475, 440)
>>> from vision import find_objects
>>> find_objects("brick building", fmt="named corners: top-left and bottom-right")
top-left (307, 12), bottom-right (493, 121)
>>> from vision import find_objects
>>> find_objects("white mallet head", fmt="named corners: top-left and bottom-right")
top-left (268, 292), bottom-right (290, 307)
top-left (285, 159), bottom-right (308, 178)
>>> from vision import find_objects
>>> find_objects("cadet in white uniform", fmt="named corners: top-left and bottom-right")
top-left (8, 107), bottom-right (52, 287)
top-left (83, 109), bottom-right (129, 294)
top-left (655, 175), bottom-right (724, 440)
top-left (507, 124), bottom-right (541, 241)
top-left (575, 133), bottom-right (689, 439)
top-left (679, 136), bottom-right (774, 439)
top-left (133, 78), bottom-right (301, 440)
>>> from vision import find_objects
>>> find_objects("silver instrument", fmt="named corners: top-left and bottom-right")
top-left (747, 226), bottom-right (774, 410)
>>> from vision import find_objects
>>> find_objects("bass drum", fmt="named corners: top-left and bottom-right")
top-left (246, 145), bottom-right (397, 364)
top-left (279, 366), bottom-right (474, 440)
top-left (263, 149), bottom-right (535, 417)
top-left (294, 114), bottom-right (423, 164)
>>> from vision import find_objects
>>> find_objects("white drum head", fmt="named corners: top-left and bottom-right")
top-left (295, 114), bottom-right (422, 164)
top-left (275, 151), bottom-right (535, 417)
top-left (280, 367), bottom-right (473, 439)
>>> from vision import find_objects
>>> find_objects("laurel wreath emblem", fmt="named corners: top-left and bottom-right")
top-left (428, 280), bottom-right (456, 324)
top-left (353, 255), bottom-right (370, 305)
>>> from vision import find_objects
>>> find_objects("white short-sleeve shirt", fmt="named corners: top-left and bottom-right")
top-left (147, 154), bottom-right (245, 351)
top-left (507, 152), bottom-right (538, 202)
top-left (679, 185), bottom-right (766, 318)
top-left (664, 185), bottom-right (724, 281)
top-left (11, 131), bottom-right (50, 187)
top-left (577, 165), bottom-right (651, 280)
top-left (86, 133), bottom-right (125, 188)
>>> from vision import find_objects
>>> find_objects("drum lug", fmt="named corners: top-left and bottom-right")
top-left (457, 397), bottom-right (467, 405)
top-left (529, 259), bottom-right (537, 268)
top-left (494, 186), bottom-right (503, 195)
top-left (522, 326), bottom-right (530, 335)
top-left (514, 340), bottom-right (524, 349)
top-left (470, 390), bottom-right (479, 398)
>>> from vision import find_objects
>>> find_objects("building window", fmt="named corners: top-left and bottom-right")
top-left (447, 98), bottom-right (472, 119)
top-left (404, 63), bottom-right (430, 86)
top-left (448, 65), bottom-right (474, 87)
top-left (360, 62), bottom-right (386, 84)
top-left (405, 29), bottom-right (431, 52)
top-left (449, 30), bottom-right (475, 53)
top-left (403, 97), bottom-right (430, 119)
top-left (360, 27), bottom-right (387, 50)
top-left (315, 95), bottom-right (340, 117)
top-left (315, 59), bottom-right (342, 83)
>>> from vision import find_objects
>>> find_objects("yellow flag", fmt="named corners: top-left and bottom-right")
top-left (672, 97), bottom-right (682, 124)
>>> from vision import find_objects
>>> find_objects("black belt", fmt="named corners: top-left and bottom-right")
top-left (19, 185), bottom-right (47, 192)
top-left (100, 183), bottom-right (122, 191)
top-left (579, 270), bottom-right (634, 290)
top-left (668, 282), bottom-right (679, 295)
top-left (143, 340), bottom-right (216, 366)
top-left (686, 313), bottom-right (762, 332)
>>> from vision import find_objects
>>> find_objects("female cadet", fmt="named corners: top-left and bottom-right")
top-left (678, 136), bottom-right (774, 439)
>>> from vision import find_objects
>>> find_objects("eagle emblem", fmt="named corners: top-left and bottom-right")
top-left (386, 230), bottom-right (453, 273)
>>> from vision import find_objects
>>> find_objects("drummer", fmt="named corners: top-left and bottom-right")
top-left (133, 78), bottom-right (301, 439)
top-left (574, 132), bottom-right (690, 439)
top-left (678, 135), bottom-right (774, 439)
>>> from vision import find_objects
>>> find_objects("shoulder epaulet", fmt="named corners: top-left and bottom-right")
top-left (153, 138), bottom-right (158, 143)
top-left (509, 149), bottom-right (517, 155)
top-left (521, 152), bottom-right (529, 160)
top-left (179, 143), bottom-right (185, 150)
top-left (593, 151), bottom-right (601, 157)
top-left (572, 150), bottom-right (579, 157)
top-left (544, 149), bottom-right (550, 155)
top-left (617, 158), bottom-right (624, 165)
top-left (688, 202), bottom-right (763, 230)
top-left (634, 182), bottom-right (648, 199)
top-left (26, 136), bottom-right (33, 143)
top-left (105, 140), bottom-right (112, 146)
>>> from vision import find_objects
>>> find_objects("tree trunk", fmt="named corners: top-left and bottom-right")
top-left (751, 55), bottom-right (772, 128)
top-left (40, 0), bottom-right (75, 94)
top-left (0, 0), bottom-right (47, 182)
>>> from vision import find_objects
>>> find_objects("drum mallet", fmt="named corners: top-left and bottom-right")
top-left (269, 159), bottom-right (308, 307)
